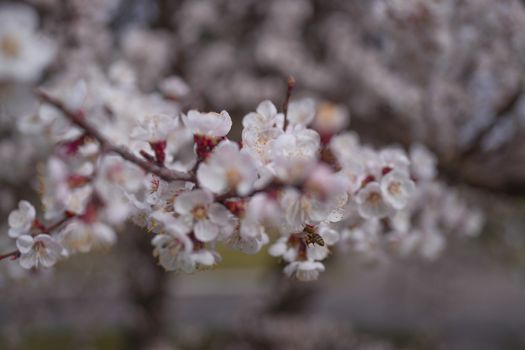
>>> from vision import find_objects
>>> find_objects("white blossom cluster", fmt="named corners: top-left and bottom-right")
top-left (0, 2), bottom-right (484, 282)
top-left (4, 86), bottom-right (461, 281)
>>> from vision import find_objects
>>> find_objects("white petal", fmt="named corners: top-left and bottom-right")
top-left (197, 162), bottom-right (227, 194)
top-left (208, 203), bottom-right (231, 226)
top-left (174, 190), bottom-right (212, 215)
top-left (39, 252), bottom-right (59, 267)
top-left (19, 251), bottom-right (37, 269)
top-left (256, 100), bottom-right (277, 120)
top-left (35, 234), bottom-right (63, 254)
top-left (283, 261), bottom-right (299, 278)
top-left (8, 228), bottom-right (22, 238)
top-left (268, 242), bottom-right (287, 257)
top-left (193, 250), bottom-right (215, 266)
top-left (158, 250), bottom-right (178, 271)
top-left (19, 200), bottom-right (36, 218)
top-left (194, 219), bottom-right (219, 242)
top-left (93, 223), bottom-right (117, 246)
top-left (178, 252), bottom-right (196, 273)
top-left (16, 235), bottom-right (34, 254)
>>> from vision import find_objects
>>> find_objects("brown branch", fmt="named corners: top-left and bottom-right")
top-left (0, 250), bottom-right (20, 261)
top-left (36, 90), bottom-right (190, 183)
top-left (282, 76), bottom-right (296, 130)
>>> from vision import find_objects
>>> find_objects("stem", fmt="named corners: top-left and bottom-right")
top-left (0, 251), bottom-right (20, 261)
top-left (283, 75), bottom-right (296, 130)
top-left (36, 90), bottom-right (190, 183)
top-left (46, 216), bottom-right (72, 232)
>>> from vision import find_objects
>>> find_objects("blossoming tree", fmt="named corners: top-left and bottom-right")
top-left (0, 2), bottom-right (483, 283)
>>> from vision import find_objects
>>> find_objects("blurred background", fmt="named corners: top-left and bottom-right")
top-left (2, 0), bottom-right (525, 349)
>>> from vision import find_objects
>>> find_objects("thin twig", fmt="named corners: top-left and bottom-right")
top-left (36, 90), bottom-right (190, 183)
top-left (0, 251), bottom-right (20, 261)
top-left (283, 76), bottom-right (296, 130)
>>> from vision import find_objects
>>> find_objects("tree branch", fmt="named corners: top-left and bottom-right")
top-left (0, 251), bottom-right (20, 261)
top-left (36, 90), bottom-right (190, 183)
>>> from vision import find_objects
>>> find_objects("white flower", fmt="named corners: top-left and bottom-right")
top-left (356, 182), bottom-right (393, 219)
top-left (241, 100), bottom-right (285, 166)
top-left (8, 200), bottom-right (35, 238)
top-left (145, 177), bottom-right (194, 208)
top-left (63, 186), bottom-right (93, 217)
top-left (304, 164), bottom-right (349, 201)
top-left (197, 140), bottom-right (257, 195)
top-left (379, 148), bottom-right (410, 175)
top-left (410, 143), bottom-right (437, 181)
top-left (152, 231), bottom-right (216, 273)
top-left (183, 110), bottom-right (232, 137)
top-left (244, 193), bottom-right (284, 234)
top-left (174, 190), bottom-right (234, 242)
top-left (164, 124), bottom-right (197, 172)
top-left (268, 236), bottom-right (298, 262)
top-left (242, 100), bottom-right (284, 131)
top-left (329, 132), bottom-right (363, 171)
top-left (40, 158), bottom-right (93, 220)
top-left (242, 127), bottom-right (284, 166)
top-left (270, 126), bottom-right (320, 182)
top-left (131, 114), bottom-right (178, 142)
top-left (159, 76), bottom-right (190, 99)
top-left (0, 3), bottom-right (55, 82)
top-left (97, 155), bottom-right (144, 193)
top-left (16, 234), bottom-right (62, 269)
top-left (312, 102), bottom-right (350, 135)
top-left (150, 211), bottom-right (191, 236)
top-left (283, 260), bottom-right (325, 281)
top-left (287, 98), bottom-right (316, 126)
top-left (20, 103), bottom-right (82, 141)
top-left (280, 189), bottom-right (332, 232)
top-left (59, 221), bottom-right (117, 254)
top-left (380, 170), bottom-right (416, 210)
top-left (228, 220), bottom-right (269, 255)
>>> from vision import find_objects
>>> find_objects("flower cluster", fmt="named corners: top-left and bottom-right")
top-left (0, 2), bottom-right (484, 282)
top-left (2, 84), bottom-right (464, 281)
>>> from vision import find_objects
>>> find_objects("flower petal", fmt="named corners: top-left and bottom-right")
top-left (19, 250), bottom-right (37, 269)
top-left (194, 219), bottom-right (219, 242)
top-left (16, 235), bottom-right (34, 254)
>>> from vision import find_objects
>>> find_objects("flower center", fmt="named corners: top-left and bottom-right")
top-left (318, 103), bottom-right (337, 123)
top-left (168, 241), bottom-right (182, 256)
top-left (1, 35), bottom-right (20, 58)
top-left (388, 182), bottom-right (401, 195)
top-left (192, 205), bottom-right (207, 220)
top-left (367, 192), bottom-right (381, 205)
top-left (34, 241), bottom-right (46, 256)
top-left (226, 168), bottom-right (241, 187)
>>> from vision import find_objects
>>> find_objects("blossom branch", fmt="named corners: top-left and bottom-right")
top-left (0, 250), bottom-right (20, 261)
top-left (282, 75), bottom-right (295, 130)
top-left (35, 90), bottom-right (190, 183)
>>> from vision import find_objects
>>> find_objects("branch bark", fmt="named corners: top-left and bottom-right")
top-left (36, 90), bottom-right (190, 183)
